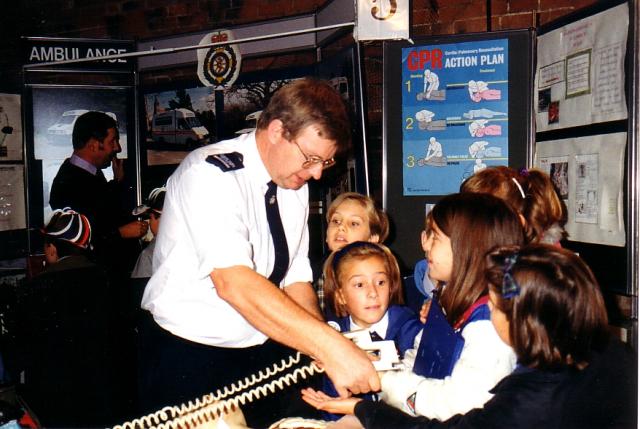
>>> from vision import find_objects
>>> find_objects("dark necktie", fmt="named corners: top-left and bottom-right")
top-left (95, 169), bottom-right (107, 184)
top-left (265, 181), bottom-right (289, 285)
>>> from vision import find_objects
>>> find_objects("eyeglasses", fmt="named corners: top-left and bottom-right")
top-left (291, 140), bottom-right (336, 170)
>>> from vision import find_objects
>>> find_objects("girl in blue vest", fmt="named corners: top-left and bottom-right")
top-left (379, 193), bottom-right (525, 419)
top-left (302, 244), bottom-right (636, 429)
top-left (320, 241), bottom-right (423, 420)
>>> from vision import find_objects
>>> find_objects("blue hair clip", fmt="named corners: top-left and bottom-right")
top-left (502, 253), bottom-right (521, 298)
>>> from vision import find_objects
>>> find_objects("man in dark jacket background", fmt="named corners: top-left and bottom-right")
top-left (49, 110), bottom-right (147, 271)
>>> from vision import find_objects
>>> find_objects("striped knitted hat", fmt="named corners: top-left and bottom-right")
top-left (42, 208), bottom-right (92, 249)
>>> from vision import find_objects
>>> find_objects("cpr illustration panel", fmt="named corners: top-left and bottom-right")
top-left (401, 38), bottom-right (509, 196)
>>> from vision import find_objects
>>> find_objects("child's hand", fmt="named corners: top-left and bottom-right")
top-left (419, 299), bottom-right (432, 324)
top-left (301, 388), bottom-right (361, 415)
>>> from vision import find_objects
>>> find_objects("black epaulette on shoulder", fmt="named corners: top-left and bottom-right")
top-left (205, 152), bottom-right (244, 172)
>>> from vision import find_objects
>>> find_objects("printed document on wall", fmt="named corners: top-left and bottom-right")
top-left (0, 94), bottom-right (22, 161)
top-left (534, 3), bottom-right (628, 131)
top-left (0, 165), bottom-right (26, 232)
top-left (535, 133), bottom-right (626, 246)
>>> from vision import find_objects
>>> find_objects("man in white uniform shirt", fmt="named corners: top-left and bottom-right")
top-left (138, 78), bottom-right (379, 426)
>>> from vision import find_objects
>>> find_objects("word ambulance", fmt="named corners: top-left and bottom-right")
top-left (29, 47), bottom-right (128, 63)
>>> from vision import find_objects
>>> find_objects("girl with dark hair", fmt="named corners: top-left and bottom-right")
top-left (302, 244), bottom-right (636, 429)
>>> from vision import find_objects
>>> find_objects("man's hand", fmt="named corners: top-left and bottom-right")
top-left (119, 220), bottom-right (148, 239)
top-left (112, 157), bottom-right (125, 182)
top-left (318, 337), bottom-right (381, 397)
top-left (301, 388), bottom-right (361, 415)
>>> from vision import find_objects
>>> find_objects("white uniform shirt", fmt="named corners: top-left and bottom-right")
top-left (141, 132), bottom-right (313, 348)
top-left (348, 312), bottom-right (389, 339)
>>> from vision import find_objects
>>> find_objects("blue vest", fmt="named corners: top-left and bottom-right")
top-left (413, 296), bottom-right (491, 379)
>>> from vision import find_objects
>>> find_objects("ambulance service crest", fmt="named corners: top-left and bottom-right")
top-left (197, 29), bottom-right (242, 88)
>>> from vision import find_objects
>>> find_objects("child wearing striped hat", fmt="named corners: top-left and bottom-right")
top-left (20, 207), bottom-right (115, 427)
top-left (42, 207), bottom-right (94, 270)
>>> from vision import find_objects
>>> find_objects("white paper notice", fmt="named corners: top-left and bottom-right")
top-left (534, 3), bottom-right (628, 131)
top-left (574, 154), bottom-right (598, 224)
top-left (0, 165), bottom-right (26, 232)
top-left (535, 133), bottom-right (625, 246)
top-left (566, 50), bottom-right (591, 98)
top-left (592, 42), bottom-right (625, 117)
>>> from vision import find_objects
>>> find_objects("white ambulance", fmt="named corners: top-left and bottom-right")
top-left (151, 108), bottom-right (209, 147)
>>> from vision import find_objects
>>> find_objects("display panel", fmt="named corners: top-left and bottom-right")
top-left (534, 0), bottom-right (634, 297)
top-left (534, 2), bottom-right (629, 132)
top-left (317, 44), bottom-right (367, 197)
top-left (0, 94), bottom-right (23, 162)
top-left (138, 65), bottom-right (315, 196)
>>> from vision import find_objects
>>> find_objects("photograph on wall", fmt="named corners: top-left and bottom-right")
top-left (546, 156), bottom-right (570, 201)
top-left (221, 78), bottom-right (296, 141)
top-left (218, 64), bottom-right (314, 142)
top-left (0, 94), bottom-right (23, 161)
top-left (143, 86), bottom-right (215, 166)
top-left (536, 132), bottom-right (626, 246)
top-left (401, 38), bottom-right (509, 196)
top-left (0, 165), bottom-right (26, 232)
top-left (31, 86), bottom-right (130, 221)
top-left (534, 2), bottom-right (628, 131)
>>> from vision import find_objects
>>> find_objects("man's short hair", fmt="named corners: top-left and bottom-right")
top-left (72, 111), bottom-right (117, 150)
top-left (257, 77), bottom-right (351, 156)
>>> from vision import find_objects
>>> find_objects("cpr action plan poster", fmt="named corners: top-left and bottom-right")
top-left (401, 38), bottom-right (509, 196)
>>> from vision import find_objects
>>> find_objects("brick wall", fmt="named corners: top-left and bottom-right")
top-left (3, 1), bottom-right (599, 87)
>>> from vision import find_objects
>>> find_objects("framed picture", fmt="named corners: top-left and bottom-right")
top-left (142, 86), bottom-right (216, 167)
top-left (219, 64), bottom-right (315, 141)
top-left (139, 65), bottom-right (315, 197)
top-left (0, 94), bottom-right (23, 162)
top-left (25, 85), bottom-right (136, 231)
